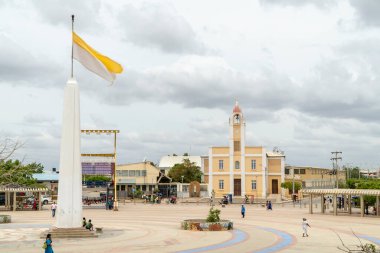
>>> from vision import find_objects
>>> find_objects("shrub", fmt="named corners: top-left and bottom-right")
top-left (206, 208), bottom-right (221, 222)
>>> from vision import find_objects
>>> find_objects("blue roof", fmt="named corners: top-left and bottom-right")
top-left (32, 173), bottom-right (59, 181)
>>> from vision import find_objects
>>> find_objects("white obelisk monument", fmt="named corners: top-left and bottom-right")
top-left (56, 77), bottom-right (82, 228)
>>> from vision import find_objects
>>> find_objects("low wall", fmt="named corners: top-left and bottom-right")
top-left (181, 219), bottom-right (233, 231)
top-left (0, 215), bottom-right (11, 223)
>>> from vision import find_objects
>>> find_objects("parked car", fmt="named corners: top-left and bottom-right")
top-left (27, 195), bottom-right (51, 205)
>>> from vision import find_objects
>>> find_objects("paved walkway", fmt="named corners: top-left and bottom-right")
top-left (0, 203), bottom-right (379, 252)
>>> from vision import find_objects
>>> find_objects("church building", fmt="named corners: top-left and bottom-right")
top-left (201, 102), bottom-right (285, 199)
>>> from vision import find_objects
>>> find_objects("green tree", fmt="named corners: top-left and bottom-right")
top-left (0, 159), bottom-right (44, 186)
top-left (281, 181), bottom-right (302, 194)
top-left (84, 175), bottom-right (111, 182)
top-left (168, 159), bottom-right (203, 183)
top-left (343, 166), bottom-right (360, 179)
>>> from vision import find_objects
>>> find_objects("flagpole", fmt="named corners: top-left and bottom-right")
top-left (71, 14), bottom-right (74, 78)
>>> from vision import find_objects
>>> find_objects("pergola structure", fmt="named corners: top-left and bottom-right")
top-left (0, 186), bottom-right (48, 211)
top-left (301, 188), bottom-right (380, 217)
top-left (81, 129), bottom-right (120, 210)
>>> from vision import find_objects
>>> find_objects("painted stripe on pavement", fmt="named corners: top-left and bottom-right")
top-left (176, 229), bottom-right (248, 253)
top-left (358, 235), bottom-right (380, 246)
top-left (252, 227), bottom-right (294, 253)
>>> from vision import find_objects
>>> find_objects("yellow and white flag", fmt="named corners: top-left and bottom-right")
top-left (72, 32), bottom-right (123, 82)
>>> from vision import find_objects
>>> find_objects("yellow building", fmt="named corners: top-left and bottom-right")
top-left (116, 162), bottom-right (171, 197)
top-left (284, 166), bottom-right (346, 197)
top-left (202, 102), bottom-right (285, 199)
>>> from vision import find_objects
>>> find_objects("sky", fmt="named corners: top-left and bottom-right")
top-left (1, 0), bottom-right (380, 170)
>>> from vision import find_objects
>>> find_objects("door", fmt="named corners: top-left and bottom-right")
top-left (234, 179), bottom-right (241, 196)
top-left (272, 179), bottom-right (278, 194)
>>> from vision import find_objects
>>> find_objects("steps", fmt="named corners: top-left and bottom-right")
top-left (40, 227), bottom-right (98, 238)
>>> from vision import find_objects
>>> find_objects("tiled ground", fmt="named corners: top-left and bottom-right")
top-left (0, 202), bottom-right (379, 253)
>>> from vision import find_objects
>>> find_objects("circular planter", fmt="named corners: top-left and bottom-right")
top-left (0, 215), bottom-right (11, 223)
top-left (181, 219), bottom-right (233, 231)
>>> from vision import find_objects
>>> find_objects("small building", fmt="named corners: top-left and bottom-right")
top-left (284, 165), bottom-right (346, 197)
top-left (32, 173), bottom-right (59, 194)
top-left (116, 162), bottom-right (174, 198)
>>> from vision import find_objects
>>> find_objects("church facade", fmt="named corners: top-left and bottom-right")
top-left (201, 102), bottom-right (285, 199)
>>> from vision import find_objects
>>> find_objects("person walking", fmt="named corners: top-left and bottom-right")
top-left (241, 205), bottom-right (246, 218)
top-left (302, 218), bottom-right (311, 237)
top-left (43, 233), bottom-right (54, 253)
top-left (33, 198), bottom-right (37, 210)
top-left (51, 202), bottom-right (57, 217)
top-left (268, 201), bottom-right (272, 210)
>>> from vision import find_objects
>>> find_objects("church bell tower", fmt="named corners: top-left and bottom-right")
top-left (229, 101), bottom-right (246, 196)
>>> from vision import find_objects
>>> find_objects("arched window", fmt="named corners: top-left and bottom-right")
top-left (235, 161), bottom-right (240, 169)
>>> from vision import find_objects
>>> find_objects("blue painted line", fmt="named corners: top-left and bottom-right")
top-left (176, 229), bottom-right (248, 253)
top-left (252, 227), bottom-right (294, 253)
top-left (358, 235), bottom-right (380, 246)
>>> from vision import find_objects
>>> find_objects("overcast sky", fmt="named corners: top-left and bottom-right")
top-left (1, 0), bottom-right (380, 170)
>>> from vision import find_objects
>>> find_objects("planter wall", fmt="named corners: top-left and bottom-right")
top-left (0, 215), bottom-right (11, 223)
top-left (181, 219), bottom-right (233, 231)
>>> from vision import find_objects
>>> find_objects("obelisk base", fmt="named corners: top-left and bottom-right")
top-left (41, 227), bottom-right (98, 239)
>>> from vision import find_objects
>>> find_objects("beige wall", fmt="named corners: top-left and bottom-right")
top-left (245, 147), bottom-right (263, 154)
top-left (116, 162), bottom-right (159, 184)
top-left (245, 157), bottom-right (263, 172)
top-left (212, 175), bottom-right (230, 197)
top-left (211, 156), bottom-right (229, 173)
top-left (212, 147), bottom-right (229, 154)
top-left (244, 175), bottom-right (262, 197)
top-left (267, 158), bottom-right (281, 173)
top-left (204, 159), bottom-right (209, 173)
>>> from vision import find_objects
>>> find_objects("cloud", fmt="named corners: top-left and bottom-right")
top-left (86, 55), bottom-right (296, 114)
top-left (29, 0), bottom-right (102, 32)
top-left (117, 2), bottom-right (206, 54)
top-left (0, 34), bottom-right (64, 87)
top-left (349, 0), bottom-right (380, 27)
top-left (23, 114), bottom-right (54, 124)
top-left (259, 0), bottom-right (337, 9)
top-left (80, 48), bottom-right (380, 124)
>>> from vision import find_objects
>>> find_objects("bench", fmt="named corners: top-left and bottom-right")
top-left (95, 227), bottom-right (103, 233)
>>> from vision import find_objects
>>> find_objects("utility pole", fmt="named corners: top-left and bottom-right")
top-left (292, 167), bottom-right (295, 207)
top-left (331, 151), bottom-right (342, 189)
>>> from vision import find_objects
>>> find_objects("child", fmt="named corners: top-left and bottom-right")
top-left (241, 205), bottom-right (246, 218)
top-left (86, 219), bottom-right (94, 231)
top-left (302, 218), bottom-right (311, 237)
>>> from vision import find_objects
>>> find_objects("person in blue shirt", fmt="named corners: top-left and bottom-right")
top-left (241, 205), bottom-right (246, 218)
top-left (44, 233), bottom-right (54, 253)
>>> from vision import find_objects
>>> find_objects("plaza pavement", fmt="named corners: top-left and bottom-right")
top-left (0, 201), bottom-right (379, 253)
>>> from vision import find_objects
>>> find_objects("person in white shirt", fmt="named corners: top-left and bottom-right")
top-left (51, 202), bottom-right (57, 217)
top-left (302, 218), bottom-right (311, 237)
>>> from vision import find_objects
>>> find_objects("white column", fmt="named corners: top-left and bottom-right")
top-left (262, 148), bottom-right (267, 198)
top-left (56, 78), bottom-right (82, 228)
top-left (13, 192), bottom-right (16, 211)
top-left (280, 157), bottom-right (285, 199)
top-left (208, 148), bottom-right (213, 195)
top-left (240, 121), bottom-right (246, 197)
top-left (229, 121), bottom-right (234, 195)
